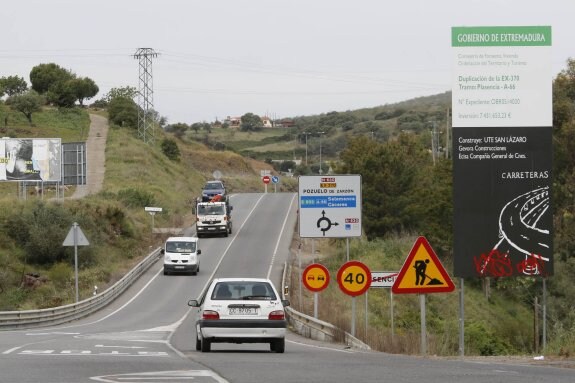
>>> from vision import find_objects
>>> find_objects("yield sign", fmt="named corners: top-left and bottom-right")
top-left (392, 236), bottom-right (454, 294)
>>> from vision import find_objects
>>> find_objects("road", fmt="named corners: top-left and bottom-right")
top-left (1, 193), bottom-right (575, 382)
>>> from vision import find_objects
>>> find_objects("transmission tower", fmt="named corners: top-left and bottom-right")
top-left (133, 48), bottom-right (159, 144)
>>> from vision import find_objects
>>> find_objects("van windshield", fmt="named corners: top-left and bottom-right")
top-left (166, 241), bottom-right (196, 253)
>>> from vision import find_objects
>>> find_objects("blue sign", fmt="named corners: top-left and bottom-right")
top-left (271, 175), bottom-right (279, 184)
top-left (300, 196), bottom-right (356, 208)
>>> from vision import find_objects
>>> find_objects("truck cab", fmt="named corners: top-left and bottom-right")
top-left (161, 236), bottom-right (201, 275)
top-left (194, 197), bottom-right (233, 237)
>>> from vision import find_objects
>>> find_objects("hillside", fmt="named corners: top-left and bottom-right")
top-left (1, 89), bottom-right (574, 359)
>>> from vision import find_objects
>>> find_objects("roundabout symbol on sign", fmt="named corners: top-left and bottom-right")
top-left (337, 261), bottom-right (371, 297)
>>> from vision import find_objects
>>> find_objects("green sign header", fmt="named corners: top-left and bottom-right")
top-left (452, 26), bottom-right (551, 47)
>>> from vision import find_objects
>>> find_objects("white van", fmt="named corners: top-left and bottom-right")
top-left (161, 236), bottom-right (201, 275)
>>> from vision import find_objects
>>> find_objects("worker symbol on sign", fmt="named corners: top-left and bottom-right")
top-left (392, 236), bottom-right (455, 294)
top-left (316, 210), bottom-right (339, 236)
top-left (414, 259), bottom-right (443, 286)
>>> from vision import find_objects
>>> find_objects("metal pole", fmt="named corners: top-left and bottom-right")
top-left (351, 297), bottom-right (356, 337)
top-left (318, 131), bottom-right (325, 174)
top-left (314, 292), bottom-right (318, 319)
top-left (459, 278), bottom-right (465, 357)
top-left (365, 292), bottom-right (368, 340)
top-left (346, 238), bottom-right (350, 262)
top-left (420, 294), bottom-right (426, 355)
top-left (298, 244), bottom-right (302, 311)
top-left (542, 278), bottom-right (547, 350)
top-left (305, 133), bottom-right (308, 166)
top-left (73, 222), bottom-right (79, 303)
top-left (390, 290), bottom-right (395, 342)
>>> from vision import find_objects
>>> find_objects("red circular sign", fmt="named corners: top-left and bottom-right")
top-left (262, 175), bottom-right (271, 184)
top-left (302, 263), bottom-right (330, 292)
top-left (337, 261), bottom-right (371, 297)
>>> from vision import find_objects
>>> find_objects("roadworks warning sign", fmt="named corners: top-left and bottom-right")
top-left (392, 236), bottom-right (455, 294)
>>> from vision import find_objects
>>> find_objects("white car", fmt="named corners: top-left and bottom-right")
top-left (188, 277), bottom-right (290, 353)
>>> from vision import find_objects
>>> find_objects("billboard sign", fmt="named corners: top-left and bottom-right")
top-left (452, 26), bottom-right (553, 278)
top-left (0, 138), bottom-right (61, 182)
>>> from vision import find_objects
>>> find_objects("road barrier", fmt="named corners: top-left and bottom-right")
top-left (281, 262), bottom-right (370, 351)
top-left (0, 248), bottom-right (161, 331)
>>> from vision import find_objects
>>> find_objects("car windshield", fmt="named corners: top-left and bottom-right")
top-left (211, 281), bottom-right (276, 300)
top-left (197, 205), bottom-right (225, 215)
top-left (165, 241), bottom-right (196, 253)
top-left (204, 182), bottom-right (223, 190)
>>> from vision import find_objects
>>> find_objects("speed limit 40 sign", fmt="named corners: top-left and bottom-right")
top-left (337, 261), bottom-right (371, 297)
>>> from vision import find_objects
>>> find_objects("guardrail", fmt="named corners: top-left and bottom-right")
top-left (0, 248), bottom-right (161, 331)
top-left (281, 262), bottom-right (371, 351)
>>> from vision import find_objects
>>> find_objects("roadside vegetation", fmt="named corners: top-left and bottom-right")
top-left (0, 59), bottom-right (574, 358)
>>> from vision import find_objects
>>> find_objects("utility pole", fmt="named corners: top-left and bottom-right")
top-left (303, 132), bottom-right (311, 166)
top-left (133, 48), bottom-right (159, 144)
top-left (318, 131), bottom-right (325, 174)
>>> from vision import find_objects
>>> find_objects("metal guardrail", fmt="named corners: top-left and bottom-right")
top-left (281, 262), bottom-right (371, 351)
top-left (0, 248), bottom-right (161, 331)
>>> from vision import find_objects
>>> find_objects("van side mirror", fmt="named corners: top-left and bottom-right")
top-left (197, 249), bottom-right (201, 255)
top-left (160, 249), bottom-right (165, 255)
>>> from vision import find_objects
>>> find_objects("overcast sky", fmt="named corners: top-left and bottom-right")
top-left (2, 0), bottom-right (574, 125)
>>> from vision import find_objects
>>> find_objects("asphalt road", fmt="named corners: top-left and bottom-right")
top-left (1, 192), bottom-right (574, 383)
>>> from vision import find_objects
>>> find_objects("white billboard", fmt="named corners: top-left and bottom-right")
top-left (0, 138), bottom-right (62, 182)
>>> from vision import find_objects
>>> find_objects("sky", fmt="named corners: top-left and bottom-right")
top-left (2, 0), bottom-right (574, 125)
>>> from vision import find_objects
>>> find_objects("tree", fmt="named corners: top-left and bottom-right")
top-left (70, 77), bottom-right (99, 106)
top-left (5, 90), bottom-right (45, 125)
top-left (29, 63), bottom-right (73, 94)
top-left (105, 86), bottom-right (138, 102)
top-left (0, 76), bottom-right (28, 97)
top-left (107, 97), bottom-right (138, 128)
top-left (240, 113), bottom-right (263, 132)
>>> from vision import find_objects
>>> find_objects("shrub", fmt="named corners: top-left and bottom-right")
top-left (117, 188), bottom-right (156, 208)
top-left (160, 138), bottom-right (180, 161)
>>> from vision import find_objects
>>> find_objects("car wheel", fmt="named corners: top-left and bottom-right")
top-left (201, 337), bottom-right (211, 352)
top-left (271, 338), bottom-right (285, 353)
top-left (228, 226), bottom-right (232, 234)
top-left (195, 334), bottom-right (201, 351)
top-left (163, 269), bottom-right (169, 276)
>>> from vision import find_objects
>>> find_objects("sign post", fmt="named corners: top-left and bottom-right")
top-left (63, 222), bottom-right (90, 302)
top-left (302, 263), bottom-right (330, 319)
top-left (337, 261), bottom-right (371, 337)
top-left (392, 237), bottom-right (454, 355)
top-left (371, 271), bottom-right (398, 341)
top-left (262, 175), bottom-right (271, 193)
top-left (145, 207), bottom-right (162, 233)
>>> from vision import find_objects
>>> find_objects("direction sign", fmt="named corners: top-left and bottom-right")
top-left (262, 175), bottom-right (271, 184)
top-left (337, 261), bottom-right (371, 297)
top-left (392, 237), bottom-right (455, 294)
top-left (271, 175), bottom-right (279, 184)
top-left (370, 271), bottom-right (398, 288)
top-left (298, 175), bottom-right (362, 238)
top-left (144, 207), bottom-right (162, 212)
top-left (302, 263), bottom-right (330, 292)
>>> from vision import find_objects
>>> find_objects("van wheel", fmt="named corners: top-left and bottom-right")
top-left (163, 269), bottom-right (169, 275)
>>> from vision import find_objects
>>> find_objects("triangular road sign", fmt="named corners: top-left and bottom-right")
top-left (63, 224), bottom-right (90, 246)
top-left (392, 236), bottom-right (454, 294)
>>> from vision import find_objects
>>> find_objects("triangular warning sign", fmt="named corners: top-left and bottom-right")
top-left (392, 236), bottom-right (454, 294)
top-left (62, 224), bottom-right (90, 247)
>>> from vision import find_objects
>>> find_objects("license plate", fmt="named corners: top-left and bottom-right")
top-left (229, 307), bottom-right (257, 315)
top-left (175, 266), bottom-right (184, 269)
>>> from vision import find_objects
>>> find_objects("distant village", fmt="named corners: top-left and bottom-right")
top-left (221, 116), bottom-right (295, 128)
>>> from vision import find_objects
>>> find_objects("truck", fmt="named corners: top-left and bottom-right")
top-left (194, 196), bottom-right (233, 237)
top-left (161, 236), bottom-right (201, 275)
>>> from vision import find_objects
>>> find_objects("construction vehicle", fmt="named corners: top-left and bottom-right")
top-left (194, 194), bottom-right (232, 237)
